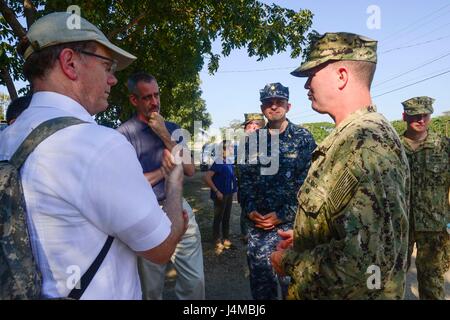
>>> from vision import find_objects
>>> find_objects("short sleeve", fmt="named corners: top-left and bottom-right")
top-left (78, 136), bottom-right (171, 252)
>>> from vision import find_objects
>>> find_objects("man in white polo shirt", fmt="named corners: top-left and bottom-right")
top-left (0, 12), bottom-right (187, 299)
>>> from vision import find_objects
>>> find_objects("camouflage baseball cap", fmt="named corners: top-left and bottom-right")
top-left (242, 113), bottom-right (265, 126)
top-left (259, 83), bottom-right (289, 102)
top-left (291, 32), bottom-right (378, 77)
top-left (402, 96), bottom-right (435, 115)
top-left (20, 12), bottom-right (136, 71)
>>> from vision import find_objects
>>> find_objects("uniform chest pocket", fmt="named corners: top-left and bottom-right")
top-left (281, 152), bottom-right (298, 165)
top-left (297, 190), bottom-right (325, 218)
top-left (426, 153), bottom-right (448, 186)
top-left (296, 187), bottom-right (333, 246)
top-left (278, 154), bottom-right (297, 179)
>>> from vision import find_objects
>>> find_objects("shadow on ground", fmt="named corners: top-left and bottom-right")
top-left (163, 171), bottom-right (251, 300)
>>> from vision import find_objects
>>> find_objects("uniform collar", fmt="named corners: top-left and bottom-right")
top-left (317, 105), bottom-right (377, 154)
top-left (263, 118), bottom-right (294, 136)
top-left (402, 130), bottom-right (440, 152)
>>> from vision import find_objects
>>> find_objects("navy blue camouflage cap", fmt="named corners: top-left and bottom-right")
top-left (259, 82), bottom-right (289, 102)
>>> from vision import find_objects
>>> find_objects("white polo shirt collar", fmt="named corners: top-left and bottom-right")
top-left (30, 91), bottom-right (96, 123)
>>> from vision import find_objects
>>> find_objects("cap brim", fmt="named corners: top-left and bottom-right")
top-left (290, 65), bottom-right (310, 78)
top-left (260, 95), bottom-right (288, 102)
top-left (290, 57), bottom-right (332, 77)
top-left (405, 110), bottom-right (433, 116)
top-left (96, 39), bottom-right (136, 71)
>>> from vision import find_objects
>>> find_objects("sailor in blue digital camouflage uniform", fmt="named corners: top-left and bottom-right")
top-left (239, 82), bottom-right (316, 300)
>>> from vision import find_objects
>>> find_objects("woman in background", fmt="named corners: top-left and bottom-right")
top-left (203, 140), bottom-right (237, 255)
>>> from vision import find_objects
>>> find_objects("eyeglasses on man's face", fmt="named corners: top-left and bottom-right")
top-left (78, 50), bottom-right (118, 74)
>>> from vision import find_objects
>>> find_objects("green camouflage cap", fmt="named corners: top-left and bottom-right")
top-left (243, 113), bottom-right (265, 126)
top-left (291, 32), bottom-right (378, 77)
top-left (402, 96), bottom-right (434, 115)
top-left (260, 82), bottom-right (289, 101)
top-left (20, 12), bottom-right (136, 71)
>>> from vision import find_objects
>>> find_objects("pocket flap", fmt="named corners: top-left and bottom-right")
top-left (426, 152), bottom-right (448, 173)
top-left (297, 189), bottom-right (325, 217)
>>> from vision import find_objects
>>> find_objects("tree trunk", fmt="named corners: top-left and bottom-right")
top-left (0, 0), bottom-right (27, 38)
top-left (0, 66), bottom-right (18, 100)
top-left (23, 0), bottom-right (37, 28)
top-left (107, 12), bottom-right (146, 40)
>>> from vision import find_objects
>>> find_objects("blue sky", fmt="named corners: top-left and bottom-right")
top-left (200, 0), bottom-right (450, 128)
top-left (2, 1), bottom-right (450, 129)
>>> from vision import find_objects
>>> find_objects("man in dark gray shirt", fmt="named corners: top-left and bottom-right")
top-left (117, 72), bottom-right (205, 300)
top-left (118, 114), bottom-right (181, 201)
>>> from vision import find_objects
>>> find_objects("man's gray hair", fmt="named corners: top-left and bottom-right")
top-left (127, 72), bottom-right (157, 95)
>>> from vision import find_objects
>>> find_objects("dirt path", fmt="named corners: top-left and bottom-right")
top-left (163, 171), bottom-right (449, 300)
top-left (163, 170), bottom-right (251, 300)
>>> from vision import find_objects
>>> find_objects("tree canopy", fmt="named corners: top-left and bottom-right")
top-left (302, 121), bottom-right (334, 144)
top-left (0, 0), bottom-right (313, 132)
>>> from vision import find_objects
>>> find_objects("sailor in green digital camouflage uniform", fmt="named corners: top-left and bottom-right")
top-left (239, 83), bottom-right (316, 300)
top-left (271, 32), bottom-right (411, 299)
top-left (401, 96), bottom-right (450, 300)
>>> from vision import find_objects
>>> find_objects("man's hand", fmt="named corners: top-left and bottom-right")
top-left (271, 229), bottom-right (293, 276)
top-left (148, 112), bottom-right (168, 137)
top-left (249, 211), bottom-right (282, 230)
top-left (161, 148), bottom-right (175, 176)
top-left (148, 111), bottom-right (181, 155)
top-left (276, 229), bottom-right (294, 250)
top-left (271, 250), bottom-right (286, 276)
top-left (215, 190), bottom-right (224, 201)
top-left (248, 211), bottom-right (265, 224)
